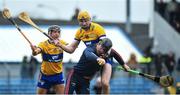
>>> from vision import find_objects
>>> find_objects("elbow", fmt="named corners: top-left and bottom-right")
top-left (67, 50), bottom-right (74, 54)
top-left (66, 48), bottom-right (75, 54)
top-left (32, 51), bottom-right (38, 56)
top-left (68, 51), bottom-right (74, 54)
top-left (32, 53), bottom-right (37, 56)
top-left (69, 52), bottom-right (74, 54)
top-left (64, 50), bottom-right (74, 54)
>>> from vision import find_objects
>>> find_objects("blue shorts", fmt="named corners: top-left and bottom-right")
top-left (37, 72), bottom-right (64, 89)
top-left (106, 58), bottom-right (113, 65)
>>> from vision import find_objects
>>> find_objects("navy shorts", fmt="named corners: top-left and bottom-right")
top-left (37, 72), bottom-right (64, 89)
top-left (65, 69), bottom-right (90, 94)
top-left (106, 58), bottom-right (113, 65)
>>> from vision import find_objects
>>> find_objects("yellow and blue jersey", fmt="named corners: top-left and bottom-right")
top-left (38, 40), bottom-right (68, 75)
top-left (74, 22), bottom-right (106, 46)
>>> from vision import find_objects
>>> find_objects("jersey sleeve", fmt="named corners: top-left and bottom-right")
top-left (74, 29), bottom-right (81, 41)
top-left (38, 42), bottom-right (44, 51)
top-left (83, 47), bottom-right (98, 62)
top-left (60, 40), bottom-right (68, 46)
top-left (110, 48), bottom-right (125, 65)
top-left (96, 24), bottom-right (106, 39)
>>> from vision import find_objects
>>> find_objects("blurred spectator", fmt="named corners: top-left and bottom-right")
top-left (164, 51), bottom-right (176, 75)
top-left (176, 82), bottom-right (180, 94)
top-left (139, 54), bottom-right (152, 74)
top-left (127, 53), bottom-right (138, 71)
top-left (71, 8), bottom-right (80, 21)
top-left (126, 53), bottom-right (138, 84)
top-left (20, 55), bottom-right (30, 79)
top-left (165, 0), bottom-right (179, 25)
top-left (154, 52), bottom-right (163, 76)
top-left (143, 44), bottom-right (153, 74)
top-left (156, 0), bottom-right (166, 17)
top-left (144, 42), bottom-right (154, 57)
top-left (176, 57), bottom-right (180, 72)
top-left (29, 56), bottom-right (39, 79)
top-left (173, 15), bottom-right (180, 33)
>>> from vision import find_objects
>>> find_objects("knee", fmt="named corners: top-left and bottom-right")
top-left (102, 81), bottom-right (109, 88)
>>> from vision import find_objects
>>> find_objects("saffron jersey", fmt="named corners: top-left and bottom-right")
top-left (38, 40), bottom-right (68, 75)
top-left (74, 22), bottom-right (106, 46)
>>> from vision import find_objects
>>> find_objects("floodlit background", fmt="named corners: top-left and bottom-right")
top-left (0, 0), bottom-right (180, 94)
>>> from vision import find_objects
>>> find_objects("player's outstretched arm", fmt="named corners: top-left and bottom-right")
top-left (121, 64), bottom-right (131, 72)
top-left (84, 48), bottom-right (105, 66)
top-left (55, 40), bottom-right (80, 54)
top-left (30, 45), bottom-right (41, 56)
top-left (110, 48), bottom-right (131, 71)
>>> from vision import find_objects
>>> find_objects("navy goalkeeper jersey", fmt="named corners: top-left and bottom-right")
top-left (74, 46), bottom-right (111, 77)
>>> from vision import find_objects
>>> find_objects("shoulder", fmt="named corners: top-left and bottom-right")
top-left (91, 22), bottom-right (102, 27)
top-left (38, 40), bottom-right (49, 49)
top-left (39, 40), bottom-right (48, 45)
top-left (76, 28), bottom-right (82, 34)
top-left (91, 22), bottom-right (104, 29)
top-left (60, 40), bottom-right (68, 45)
top-left (91, 22), bottom-right (105, 35)
top-left (84, 46), bottom-right (95, 52)
top-left (75, 28), bottom-right (83, 37)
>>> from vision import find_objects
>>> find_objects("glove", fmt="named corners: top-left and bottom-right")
top-left (97, 58), bottom-right (105, 65)
top-left (30, 45), bottom-right (39, 55)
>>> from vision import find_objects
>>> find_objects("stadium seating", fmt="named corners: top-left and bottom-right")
top-left (0, 78), bottom-right (36, 94)
top-left (89, 76), bottom-right (163, 94)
